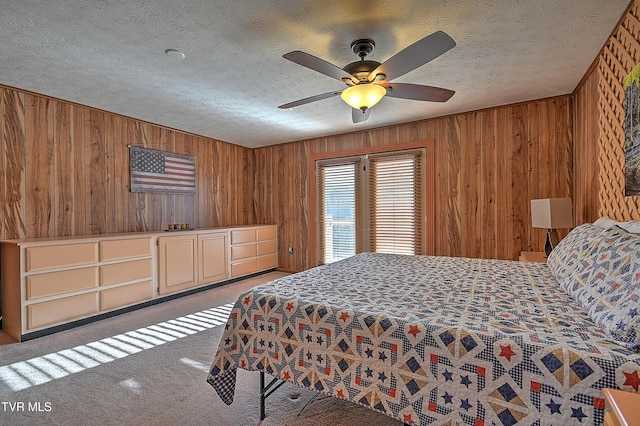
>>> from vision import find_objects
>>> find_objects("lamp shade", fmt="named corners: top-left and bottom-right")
top-left (530, 198), bottom-right (573, 229)
top-left (340, 84), bottom-right (386, 110)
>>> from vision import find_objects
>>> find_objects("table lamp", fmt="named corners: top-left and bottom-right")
top-left (530, 198), bottom-right (573, 256)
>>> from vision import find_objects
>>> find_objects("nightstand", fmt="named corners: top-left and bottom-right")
top-left (519, 251), bottom-right (547, 263)
top-left (603, 388), bottom-right (640, 426)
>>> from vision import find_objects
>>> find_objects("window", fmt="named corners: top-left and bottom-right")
top-left (317, 160), bottom-right (361, 263)
top-left (316, 149), bottom-right (425, 264)
top-left (368, 152), bottom-right (422, 255)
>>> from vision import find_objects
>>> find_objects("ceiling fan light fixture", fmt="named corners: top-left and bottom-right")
top-left (340, 84), bottom-right (386, 111)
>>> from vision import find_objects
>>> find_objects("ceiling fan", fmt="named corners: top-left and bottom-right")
top-left (278, 31), bottom-right (456, 123)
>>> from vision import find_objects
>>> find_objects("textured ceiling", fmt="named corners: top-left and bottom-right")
top-left (0, 1), bottom-right (630, 148)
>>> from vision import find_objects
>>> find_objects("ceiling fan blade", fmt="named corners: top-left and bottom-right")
top-left (384, 83), bottom-right (454, 102)
top-left (352, 107), bottom-right (371, 123)
top-left (283, 51), bottom-right (359, 85)
top-left (278, 90), bottom-right (341, 109)
top-left (368, 31), bottom-right (455, 83)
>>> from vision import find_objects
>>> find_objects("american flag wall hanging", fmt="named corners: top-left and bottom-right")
top-left (129, 146), bottom-right (196, 194)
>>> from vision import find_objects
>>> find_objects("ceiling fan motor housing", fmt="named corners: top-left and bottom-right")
top-left (350, 38), bottom-right (375, 58)
top-left (343, 60), bottom-right (382, 83)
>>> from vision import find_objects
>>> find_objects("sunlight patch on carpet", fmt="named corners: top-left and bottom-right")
top-left (0, 303), bottom-right (233, 392)
top-left (180, 357), bottom-right (211, 372)
top-left (120, 378), bottom-right (143, 395)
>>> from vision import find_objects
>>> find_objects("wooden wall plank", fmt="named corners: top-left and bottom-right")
top-left (573, 70), bottom-right (601, 224)
top-left (72, 105), bottom-right (87, 235)
top-left (3, 90), bottom-right (27, 238)
top-left (506, 104), bottom-right (527, 260)
top-left (494, 107), bottom-right (508, 260)
top-left (481, 109), bottom-right (497, 258)
top-left (199, 136), bottom-right (209, 226)
top-left (112, 115), bottom-right (129, 233)
top-left (529, 101), bottom-right (544, 252)
top-left (460, 113), bottom-right (480, 257)
top-left (54, 100), bottom-right (74, 236)
top-left (103, 113), bottom-right (116, 233)
top-left (433, 118), bottom-right (448, 256)
top-left (0, 88), bottom-right (4, 239)
top-left (5, 89), bottom-right (27, 240)
top-left (556, 97), bottom-right (573, 243)
top-left (87, 109), bottom-right (107, 235)
top-left (209, 137), bottom-right (219, 225)
top-left (25, 94), bottom-right (54, 238)
top-left (445, 116), bottom-right (462, 258)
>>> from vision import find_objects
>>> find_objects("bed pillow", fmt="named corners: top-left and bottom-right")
top-left (593, 216), bottom-right (619, 229)
top-left (593, 216), bottom-right (640, 233)
top-left (572, 226), bottom-right (640, 349)
top-left (621, 220), bottom-right (640, 233)
top-left (547, 223), bottom-right (605, 294)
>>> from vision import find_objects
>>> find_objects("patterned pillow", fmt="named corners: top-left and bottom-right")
top-left (547, 224), bottom-right (640, 349)
top-left (572, 226), bottom-right (640, 349)
top-left (546, 223), bottom-right (605, 293)
top-left (594, 216), bottom-right (640, 233)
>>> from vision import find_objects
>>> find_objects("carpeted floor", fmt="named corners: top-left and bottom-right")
top-left (0, 272), bottom-right (401, 425)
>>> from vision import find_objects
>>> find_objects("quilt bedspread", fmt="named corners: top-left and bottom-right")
top-left (207, 253), bottom-right (640, 425)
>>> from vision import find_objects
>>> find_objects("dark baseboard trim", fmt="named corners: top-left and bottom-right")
top-left (18, 269), bottom-right (277, 342)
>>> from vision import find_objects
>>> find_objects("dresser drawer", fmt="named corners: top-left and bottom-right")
top-left (26, 267), bottom-right (98, 300)
top-left (231, 229), bottom-right (256, 245)
top-left (100, 281), bottom-right (153, 311)
top-left (25, 243), bottom-right (98, 272)
top-left (100, 238), bottom-right (152, 261)
top-left (100, 259), bottom-right (152, 286)
top-left (257, 240), bottom-right (277, 256)
top-left (27, 292), bottom-right (99, 330)
top-left (257, 226), bottom-right (276, 241)
top-left (231, 259), bottom-right (257, 277)
top-left (257, 253), bottom-right (277, 271)
top-left (231, 243), bottom-right (257, 261)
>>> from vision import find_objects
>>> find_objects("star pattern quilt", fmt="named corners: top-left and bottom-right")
top-left (207, 252), bottom-right (640, 425)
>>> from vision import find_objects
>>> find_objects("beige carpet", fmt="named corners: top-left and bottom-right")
top-left (0, 272), bottom-right (401, 425)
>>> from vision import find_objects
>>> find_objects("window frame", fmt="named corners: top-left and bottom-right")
top-left (309, 140), bottom-right (435, 267)
top-left (315, 156), bottom-right (365, 264)
top-left (367, 149), bottom-right (426, 256)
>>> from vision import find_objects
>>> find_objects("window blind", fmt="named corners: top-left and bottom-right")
top-left (368, 152), bottom-right (422, 255)
top-left (317, 160), bottom-right (360, 264)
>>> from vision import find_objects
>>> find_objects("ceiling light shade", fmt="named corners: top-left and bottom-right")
top-left (340, 84), bottom-right (386, 110)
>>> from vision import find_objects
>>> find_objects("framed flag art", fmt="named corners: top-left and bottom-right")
top-left (129, 146), bottom-right (196, 194)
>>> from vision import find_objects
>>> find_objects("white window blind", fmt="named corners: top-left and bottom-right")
top-left (317, 160), bottom-right (360, 264)
top-left (368, 152), bottom-right (422, 255)
top-left (316, 149), bottom-right (424, 264)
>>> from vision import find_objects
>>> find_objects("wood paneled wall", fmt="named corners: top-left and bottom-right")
top-left (0, 86), bottom-right (255, 240)
top-left (573, 69), bottom-right (601, 225)
top-left (255, 97), bottom-right (573, 272)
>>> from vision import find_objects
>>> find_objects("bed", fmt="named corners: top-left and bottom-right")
top-left (207, 220), bottom-right (640, 425)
